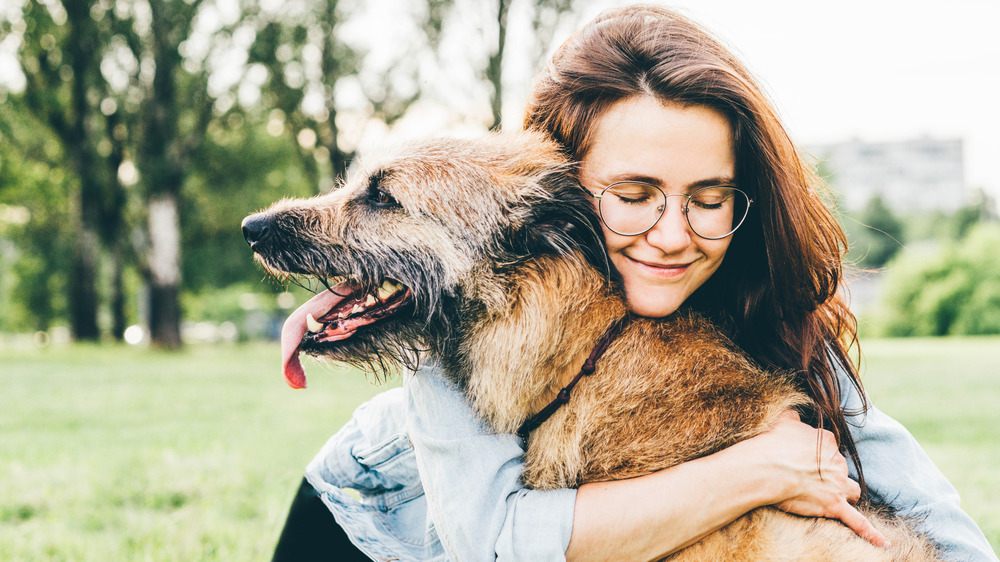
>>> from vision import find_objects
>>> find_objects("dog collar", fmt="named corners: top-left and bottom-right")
top-left (516, 317), bottom-right (627, 441)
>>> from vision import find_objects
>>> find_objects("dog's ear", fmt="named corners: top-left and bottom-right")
top-left (510, 171), bottom-right (612, 280)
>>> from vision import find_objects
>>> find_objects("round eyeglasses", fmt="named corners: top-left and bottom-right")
top-left (589, 181), bottom-right (752, 240)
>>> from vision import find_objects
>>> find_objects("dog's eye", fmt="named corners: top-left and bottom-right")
top-left (371, 188), bottom-right (398, 208)
top-left (366, 170), bottom-right (399, 209)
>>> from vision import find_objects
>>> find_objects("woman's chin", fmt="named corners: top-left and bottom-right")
top-left (626, 296), bottom-right (682, 319)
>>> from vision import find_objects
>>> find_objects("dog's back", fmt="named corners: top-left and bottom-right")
top-left (519, 307), bottom-right (939, 561)
top-left (523, 312), bottom-right (807, 488)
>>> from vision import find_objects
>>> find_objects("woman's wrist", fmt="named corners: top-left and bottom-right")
top-left (716, 432), bottom-right (795, 508)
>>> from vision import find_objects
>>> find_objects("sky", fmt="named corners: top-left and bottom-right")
top-left (577, 0), bottom-right (1000, 196)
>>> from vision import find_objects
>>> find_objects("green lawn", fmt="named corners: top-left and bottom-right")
top-left (0, 343), bottom-right (389, 561)
top-left (1, 338), bottom-right (997, 559)
top-left (857, 337), bottom-right (1000, 552)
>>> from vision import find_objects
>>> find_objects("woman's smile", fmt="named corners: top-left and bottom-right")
top-left (624, 255), bottom-right (696, 278)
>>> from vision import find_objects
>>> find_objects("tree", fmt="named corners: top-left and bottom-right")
top-left (0, 103), bottom-right (74, 333)
top-left (875, 223), bottom-right (1000, 336)
top-left (852, 194), bottom-right (904, 268)
top-left (8, 0), bottom-right (126, 340)
top-left (182, 117), bottom-right (317, 292)
top-left (249, 0), bottom-right (454, 189)
top-left (485, 0), bottom-right (578, 130)
top-left (2, 0), bottom-right (591, 344)
top-left (485, 0), bottom-right (511, 130)
top-left (135, 0), bottom-right (206, 348)
top-left (95, 0), bottom-right (252, 348)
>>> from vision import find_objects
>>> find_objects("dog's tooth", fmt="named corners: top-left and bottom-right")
top-left (377, 285), bottom-right (393, 299)
top-left (306, 313), bottom-right (324, 333)
top-left (351, 304), bottom-right (363, 314)
top-left (365, 294), bottom-right (376, 306)
top-left (339, 311), bottom-right (349, 319)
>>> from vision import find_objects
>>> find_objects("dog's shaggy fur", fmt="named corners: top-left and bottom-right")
top-left (244, 132), bottom-right (939, 560)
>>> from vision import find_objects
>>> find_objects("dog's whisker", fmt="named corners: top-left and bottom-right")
top-left (318, 277), bottom-right (334, 293)
top-left (288, 276), bottom-right (317, 295)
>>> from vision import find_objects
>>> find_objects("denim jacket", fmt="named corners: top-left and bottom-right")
top-left (304, 363), bottom-right (997, 561)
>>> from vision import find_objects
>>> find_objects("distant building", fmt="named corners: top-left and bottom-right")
top-left (808, 137), bottom-right (967, 213)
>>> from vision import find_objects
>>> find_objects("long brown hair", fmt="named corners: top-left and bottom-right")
top-left (523, 5), bottom-right (868, 487)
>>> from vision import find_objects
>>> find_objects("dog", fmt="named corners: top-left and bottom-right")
top-left (243, 132), bottom-right (939, 560)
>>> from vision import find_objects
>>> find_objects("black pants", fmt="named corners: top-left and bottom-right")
top-left (271, 477), bottom-right (371, 562)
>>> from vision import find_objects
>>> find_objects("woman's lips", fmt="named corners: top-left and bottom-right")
top-left (626, 255), bottom-right (694, 279)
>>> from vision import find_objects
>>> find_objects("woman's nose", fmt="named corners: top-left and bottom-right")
top-left (644, 199), bottom-right (692, 253)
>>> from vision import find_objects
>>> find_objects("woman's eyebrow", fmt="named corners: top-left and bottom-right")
top-left (584, 172), bottom-right (737, 190)
top-left (688, 176), bottom-right (737, 189)
top-left (587, 173), bottom-right (664, 186)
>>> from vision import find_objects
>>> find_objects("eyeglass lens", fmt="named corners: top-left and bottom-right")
top-left (599, 183), bottom-right (750, 239)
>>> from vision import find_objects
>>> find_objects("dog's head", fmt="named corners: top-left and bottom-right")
top-left (243, 132), bottom-right (609, 387)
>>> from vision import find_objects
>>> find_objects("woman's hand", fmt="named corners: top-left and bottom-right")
top-left (741, 410), bottom-right (890, 548)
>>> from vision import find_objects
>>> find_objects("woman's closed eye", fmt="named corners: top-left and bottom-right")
top-left (615, 193), bottom-right (653, 205)
top-left (689, 188), bottom-right (734, 211)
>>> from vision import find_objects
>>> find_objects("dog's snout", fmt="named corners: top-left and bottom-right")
top-left (241, 213), bottom-right (271, 249)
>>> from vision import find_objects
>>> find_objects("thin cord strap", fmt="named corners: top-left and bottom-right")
top-left (516, 317), bottom-right (626, 441)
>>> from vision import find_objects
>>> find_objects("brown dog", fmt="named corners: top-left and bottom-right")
top-left (243, 132), bottom-right (939, 560)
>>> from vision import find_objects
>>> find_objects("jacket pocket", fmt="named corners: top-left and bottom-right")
top-left (353, 432), bottom-right (421, 491)
top-left (355, 433), bottom-right (412, 468)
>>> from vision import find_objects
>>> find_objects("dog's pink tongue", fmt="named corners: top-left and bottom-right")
top-left (280, 289), bottom-right (350, 389)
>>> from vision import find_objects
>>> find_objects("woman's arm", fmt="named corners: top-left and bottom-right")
top-left (566, 411), bottom-right (887, 561)
top-left (406, 366), bottom-right (885, 561)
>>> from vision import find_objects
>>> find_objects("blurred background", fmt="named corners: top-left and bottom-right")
top-left (1, 0), bottom-right (997, 559)
top-left (1, 0), bottom-right (998, 345)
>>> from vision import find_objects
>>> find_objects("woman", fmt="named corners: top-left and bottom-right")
top-left (272, 5), bottom-right (996, 561)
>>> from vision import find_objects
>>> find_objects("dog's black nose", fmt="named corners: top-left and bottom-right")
top-left (241, 213), bottom-right (271, 249)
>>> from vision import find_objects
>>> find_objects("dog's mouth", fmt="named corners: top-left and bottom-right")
top-left (280, 278), bottom-right (411, 389)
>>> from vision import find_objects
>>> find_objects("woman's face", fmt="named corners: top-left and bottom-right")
top-left (580, 96), bottom-right (736, 318)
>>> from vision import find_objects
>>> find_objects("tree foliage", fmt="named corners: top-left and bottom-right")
top-left (246, 0), bottom-right (455, 188)
top-left (182, 116), bottom-right (316, 292)
top-left (844, 194), bottom-right (905, 269)
top-left (7, 0), bottom-right (130, 340)
top-left (873, 223), bottom-right (1000, 336)
top-left (0, 105), bottom-right (73, 333)
top-left (0, 0), bottom-right (590, 343)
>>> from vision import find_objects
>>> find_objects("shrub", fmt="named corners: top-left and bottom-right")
top-left (872, 223), bottom-right (1000, 336)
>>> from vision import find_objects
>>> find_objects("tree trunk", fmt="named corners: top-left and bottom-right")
top-left (109, 239), bottom-right (126, 341)
top-left (142, 0), bottom-right (185, 349)
top-left (64, 0), bottom-right (103, 341)
top-left (486, 0), bottom-right (511, 131)
top-left (147, 194), bottom-right (182, 348)
top-left (69, 224), bottom-right (101, 340)
top-left (321, 0), bottom-right (350, 183)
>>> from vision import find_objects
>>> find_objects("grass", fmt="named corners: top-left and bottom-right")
top-left (856, 337), bottom-right (1000, 551)
top-left (1, 337), bottom-right (998, 559)
top-left (0, 343), bottom-right (390, 561)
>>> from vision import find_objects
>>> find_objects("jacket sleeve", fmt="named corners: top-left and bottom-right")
top-left (838, 364), bottom-right (998, 561)
top-left (404, 365), bottom-right (577, 561)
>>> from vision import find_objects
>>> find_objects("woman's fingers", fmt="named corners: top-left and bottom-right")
top-left (845, 478), bottom-right (861, 505)
top-left (832, 501), bottom-right (891, 549)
